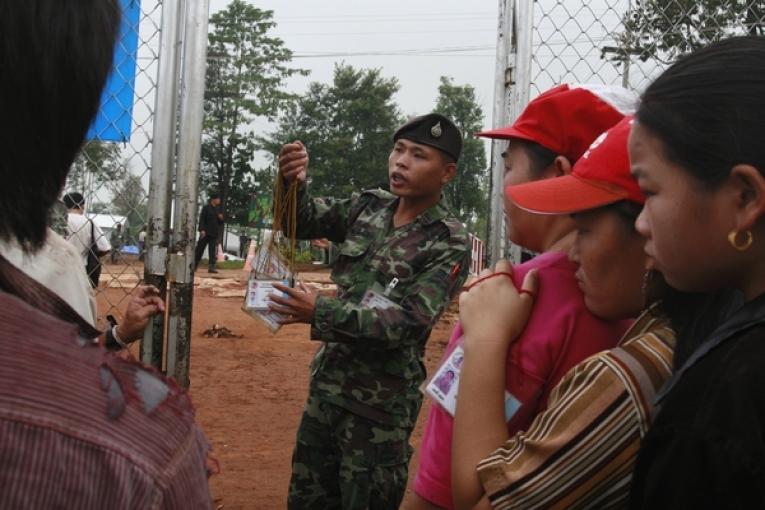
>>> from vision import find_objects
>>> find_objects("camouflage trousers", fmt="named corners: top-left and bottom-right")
top-left (288, 392), bottom-right (413, 509)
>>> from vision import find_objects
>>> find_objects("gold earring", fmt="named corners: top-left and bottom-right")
top-left (728, 230), bottom-right (753, 251)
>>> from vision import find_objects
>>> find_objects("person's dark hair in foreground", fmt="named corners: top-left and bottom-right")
top-left (0, 2), bottom-right (213, 508)
top-left (628, 36), bottom-right (765, 509)
top-left (0, 2), bottom-right (119, 252)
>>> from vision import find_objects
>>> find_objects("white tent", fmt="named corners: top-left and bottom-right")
top-left (86, 213), bottom-right (128, 241)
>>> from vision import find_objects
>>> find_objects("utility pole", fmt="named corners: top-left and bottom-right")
top-left (141, 0), bottom-right (184, 369)
top-left (166, 0), bottom-right (211, 388)
top-left (488, 0), bottom-right (533, 265)
top-left (488, 0), bottom-right (513, 267)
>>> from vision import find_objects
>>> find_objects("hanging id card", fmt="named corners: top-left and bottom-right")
top-left (359, 278), bottom-right (399, 310)
top-left (245, 277), bottom-right (290, 310)
top-left (424, 343), bottom-right (523, 422)
top-left (242, 272), bottom-right (293, 333)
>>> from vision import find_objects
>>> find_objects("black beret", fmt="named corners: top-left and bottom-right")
top-left (393, 113), bottom-right (462, 162)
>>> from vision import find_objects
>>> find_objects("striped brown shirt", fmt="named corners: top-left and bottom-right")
top-left (0, 291), bottom-right (212, 509)
top-left (477, 309), bottom-right (675, 509)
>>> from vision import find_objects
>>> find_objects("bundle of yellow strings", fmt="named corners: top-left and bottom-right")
top-left (258, 173), bottom-right (298, 277)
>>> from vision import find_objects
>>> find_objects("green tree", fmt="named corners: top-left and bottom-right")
top-left (90, 202), bottom-right (111, 214)
top-left (113, 173), bottom-right (147, 241)
top-left (604, 0), bottom-right (765, 64)
top-left (67, 141), bottom-right (124, 194)
top-left (434, 76), bottom-right (487, 231)
top-left (202, 0), bottom-right (307, 221)
top-left (262, 63), bottom-right (402, 198)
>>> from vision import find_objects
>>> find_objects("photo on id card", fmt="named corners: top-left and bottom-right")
top-left (245, 277), bottom-right (290, 310)
top-left (424, 342), bottom-right (523, 421)
top-left (424, 345), bottom-right (465, 416)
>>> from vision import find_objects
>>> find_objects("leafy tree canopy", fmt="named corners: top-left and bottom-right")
top-left (67, 141), bottom-right (124, 194)
top-left (433, 76), bottom-right (487, 230)
top-left (202, 0), bottom-right (307, 222)
top-left (262, 63), bottom-right (402, 198)
top-left (604, 0), bottom-right (765, 63)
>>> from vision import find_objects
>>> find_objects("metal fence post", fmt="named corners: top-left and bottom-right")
top-left (489, 0), bottom-right (534, 265)
top-left (488, 0), bottom-right (514, 267)
top-left (141, 0), bottom-right (184, 369)
top-left (167, 0), bottom-right (210, 388)
top-left (512, 0), bottom-right (534, 116)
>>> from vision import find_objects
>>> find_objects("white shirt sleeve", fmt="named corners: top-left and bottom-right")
top-left (94, 224), bottom-right (111, 253)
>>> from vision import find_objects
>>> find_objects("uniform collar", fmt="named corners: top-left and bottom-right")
top-left (414, 194), bottom-right (453, 226)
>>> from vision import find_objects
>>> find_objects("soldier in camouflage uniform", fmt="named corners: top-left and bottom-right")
top-left (270, 113), bottom-right (471, 509)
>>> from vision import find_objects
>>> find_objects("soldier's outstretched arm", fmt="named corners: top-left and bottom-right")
top-left (311, 238), bottom-right (470, 347)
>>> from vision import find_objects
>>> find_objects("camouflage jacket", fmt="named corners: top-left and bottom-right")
top-left (290, 184), bottom-right (470, 428)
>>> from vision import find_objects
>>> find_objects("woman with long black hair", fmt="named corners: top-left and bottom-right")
top-left (628, 36), bottom-right (765, 508)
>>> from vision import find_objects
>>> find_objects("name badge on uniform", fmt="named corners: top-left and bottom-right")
top-left (359, 278), bottom-right (399, 310)
top-left (424, 343), bottom-right (522, 421)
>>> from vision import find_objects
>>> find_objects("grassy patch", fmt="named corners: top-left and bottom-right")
top-left (216, 260), bottom-right (245, 270)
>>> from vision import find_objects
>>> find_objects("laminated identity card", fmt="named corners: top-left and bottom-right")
top-left (241, 243), bottom-right (294, 333)
top-left (424, 342), bottom-right (523, 422)
top-left (245, 277), bottom-right (290, 310)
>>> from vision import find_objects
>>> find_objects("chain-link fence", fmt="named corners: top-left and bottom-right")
top-left (529, 0), bottom-right (765, 102)
top-left (60, 0), bottom-right (163, 330)
top-left (489, 0), bottom-right (765, 263)
top-left (58, 0), bottom-right (210, 386)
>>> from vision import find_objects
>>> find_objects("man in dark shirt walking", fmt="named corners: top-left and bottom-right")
top-left (195, 192), bottom-right (223, 273)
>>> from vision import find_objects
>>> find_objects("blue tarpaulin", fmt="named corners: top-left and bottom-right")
top-left (86, 0), bottom-right (141, 142)
top-left (120, 245), bottom-right (141, 255)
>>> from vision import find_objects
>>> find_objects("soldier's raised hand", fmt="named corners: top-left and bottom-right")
top-left (278, 140), bottom-right (308, 183)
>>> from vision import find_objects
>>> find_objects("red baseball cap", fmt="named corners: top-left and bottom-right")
top-left (505, 117), bottom-right (644, 214)
top-left (476, 84), bottom-right (637, 162)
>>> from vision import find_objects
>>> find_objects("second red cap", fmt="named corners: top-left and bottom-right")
top-left (505, 116), bottom-right (645, 214)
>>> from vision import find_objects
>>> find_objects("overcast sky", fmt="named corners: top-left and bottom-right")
top-left (202, 0), bottom-right (654, 159)
top-left (109, 0), bottom-right (653, 206)
top-left (207, 0), bottom-right (500, 145)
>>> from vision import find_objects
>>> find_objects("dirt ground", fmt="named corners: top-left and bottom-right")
top-left (97, 264), bottom-right (455, 509)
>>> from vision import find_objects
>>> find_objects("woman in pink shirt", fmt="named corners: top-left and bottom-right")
top-left (405, 84), bottom-right (637, 510)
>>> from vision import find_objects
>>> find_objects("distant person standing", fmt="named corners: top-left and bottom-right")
top-left (63, 192), bottom-right (110, 287)
top-left (109, 222), bottom-right (123, 263)
top-left (195, 192), bottom-right (223, 273)
top-left (138, 225), bottom-right (147, 261)
top-left (238, 233), bottom-right (250, 259)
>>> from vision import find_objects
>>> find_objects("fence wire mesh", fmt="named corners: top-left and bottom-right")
top-left (528, 0), bottom-right (765, 99)
top-left (61, 0), bottom-right (163, 329)
top-left (491, 0), bottom-right (765, 264)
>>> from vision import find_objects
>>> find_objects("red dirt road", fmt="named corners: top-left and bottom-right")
top-left (99, 267), bottom-right (453, 509)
